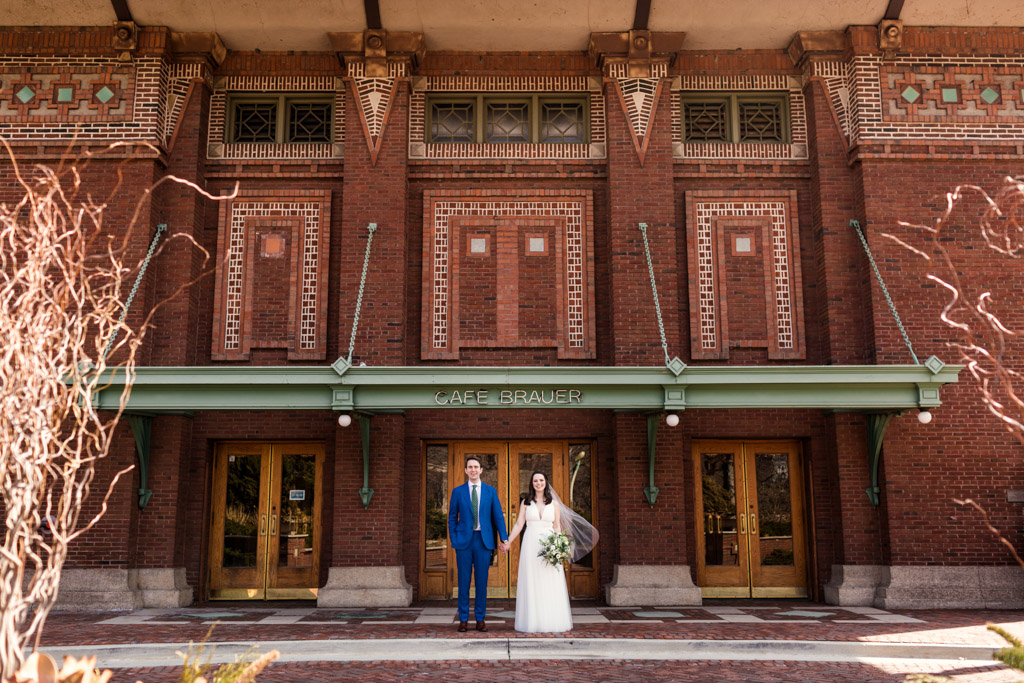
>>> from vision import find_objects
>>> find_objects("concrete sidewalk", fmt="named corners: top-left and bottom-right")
top-left (33, 602), bottom-right (1024, 682)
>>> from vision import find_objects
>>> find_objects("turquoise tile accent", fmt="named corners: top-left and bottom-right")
top-left (901, 86), bottom-right (919, 103)
top-left (57, 87), bottom-right (74, 102)
top-left (941, 88), bottom-right (959, 103)
top-left (95, 86), bottom-right (115, 104)
top-left (980, 87), bottom-right (1000, 104)
top-left (16, 86), bottom-right (34, 103)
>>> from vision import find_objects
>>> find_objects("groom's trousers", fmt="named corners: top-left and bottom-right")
top-left (456, 529), bottom-right (491, 622)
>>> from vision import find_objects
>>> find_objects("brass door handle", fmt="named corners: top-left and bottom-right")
top-left (270, 513), bottom-right (278, 537)
top-left (259, 514), bottom-right (267, 537)
top-left (748, 514), bottom-right (757, 537)
top-left (738, 513), bottom-right (746, 535)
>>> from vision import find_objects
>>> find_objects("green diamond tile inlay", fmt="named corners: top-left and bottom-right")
top-left (15, 86), bottom-right (34, 104)
top-left (941, 88), bottom-right (959, 103)
top-left (95, 86), bottom-right (115, 104)
top-left (980, 87), bottom-right (1000, 104)
top-left (901, 86), bottom-right (920, 103)
top-left (57, 87), bottom-right (74, 102)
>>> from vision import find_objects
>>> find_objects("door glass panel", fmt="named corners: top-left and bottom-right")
top-left (754, 452), bottom-right (794, 567)
top-left (701, 453), bottom-right (739, 567)
top-left (568, 443), bottom-right (594, 568)
top-left (276, 453), bottom-right (316, 569)
top-left (425, 445), bottom-right (449, 569)
top-left (223, 454), bottom-right (261, 568)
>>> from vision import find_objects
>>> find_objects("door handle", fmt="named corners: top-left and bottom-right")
top-left (738, 513), bottom-right (746, 535)
top-left (259, 514), bottom-right (267, 537)
top-left (270, 513), bottom-right (278, 537)
top-left (748, 514), bottom-right (757, 537)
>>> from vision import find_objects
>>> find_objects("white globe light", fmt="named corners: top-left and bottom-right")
top-left (665, 413), bottom-right (680, 427)
top-left (917, 410), bottom-right (933, 424)
top-left (338, 413), bottom-right (353, 427)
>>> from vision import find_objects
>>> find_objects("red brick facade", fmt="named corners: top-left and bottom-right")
top-left (3, 23), bottom-right (1022, 607)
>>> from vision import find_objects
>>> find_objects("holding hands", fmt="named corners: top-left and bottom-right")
top-left (498, 540), bottom-right (511, 553)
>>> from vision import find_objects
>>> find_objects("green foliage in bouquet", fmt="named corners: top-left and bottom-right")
top-left (538, 531), bottom-right (573, 567)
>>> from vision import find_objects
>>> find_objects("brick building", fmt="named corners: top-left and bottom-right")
top-left (2, 1), bottom-right (1022, 610)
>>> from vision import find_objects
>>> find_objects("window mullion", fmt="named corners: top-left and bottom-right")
top-left (477, 95), bottom-right (485, 144)
top-left (531, 94), bottom-right (540, 143)
top-left (278, 95), bottom-right (287, 144)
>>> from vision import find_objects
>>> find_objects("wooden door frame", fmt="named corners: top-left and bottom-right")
top-left (208, 441), bottom-right (324, 601)
top-left (692, 439), bottom-right (810, 598)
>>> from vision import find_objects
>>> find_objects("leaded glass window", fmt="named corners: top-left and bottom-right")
top-left (486, 101), bottom-right (529, 143)
top-left (431, 101), bottom-right (475, 143)
top-left (683, 101), bottom-right (728, 142)
top-left (427, 94), bottom-right (588, 144)
top-left (228, 95), bottom-right (334, 144)
top-left (288, 102), bottom-right (332, 143)
top-left (540, 101), bottom-right (585, 143)
top-left (680, 93), bottom-right (789, 144)
top-left (739, 101), bottom-right (783, 142)
top-left (233, 102), bottom-right (277, 143)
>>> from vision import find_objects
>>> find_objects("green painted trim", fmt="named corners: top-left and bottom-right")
top-left (357, 414), bottom-right (374, 508)
top-left (94, 363), bottom-right (961, 412)
top-left (127, 414), bottom-right (153, 510)
top-left (866, 412), bottom-right (899, 507)
top-left (644, 414), bottom-right (660, 507)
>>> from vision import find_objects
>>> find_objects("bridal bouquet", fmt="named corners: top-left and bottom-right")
top-left (538, 530), bottom-right (573, 567)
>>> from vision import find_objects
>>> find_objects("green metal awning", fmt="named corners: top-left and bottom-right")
top-left (97, 356), bottom-right (960, 413)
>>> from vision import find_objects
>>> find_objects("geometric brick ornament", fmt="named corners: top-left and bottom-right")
top-left (421, 190), bottom-right (596, 360)
top-left (684, 191), bottom-right (805, 360)
top-left (211, 190), bottom-right (331, 361)
top-left (351, 77), bottom-right (397, 166)
top-left (614, 78), bottom-right (662, 164)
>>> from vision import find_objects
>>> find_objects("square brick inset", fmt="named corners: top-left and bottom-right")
top-left (684, 191), bottom-right (805, 360)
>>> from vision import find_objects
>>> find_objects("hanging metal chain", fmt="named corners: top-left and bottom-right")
top-left (101, 223), bottom-right (167, 363)
top-left (638, 222), bottom-right (672, 366)
top-left (851, 219), bottom-right (920, 365)
top-left (347, 222), bottom-right (378, 364)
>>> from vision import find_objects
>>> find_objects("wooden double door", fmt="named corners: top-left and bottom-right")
top-left (420, 440), bottom-right (598, 600)
top-left (693, 440), bottom-right (808, 598)
top-left (208, 442), bottom-right (324, 600)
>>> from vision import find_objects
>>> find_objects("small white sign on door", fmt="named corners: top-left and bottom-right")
top-left (289, 489), bottom-right (306, 501)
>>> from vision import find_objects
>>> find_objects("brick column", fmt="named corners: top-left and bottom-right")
top-left (320, 62), bottom-right (412, 606)
top-left (602, 75), bottom-right (694, 603)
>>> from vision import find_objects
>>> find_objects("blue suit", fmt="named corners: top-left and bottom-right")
top-left (448, 481), bottom-right (508, 622)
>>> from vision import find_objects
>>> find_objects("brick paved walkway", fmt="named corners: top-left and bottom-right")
top-left (33, 602), bottom-right (1024, 682)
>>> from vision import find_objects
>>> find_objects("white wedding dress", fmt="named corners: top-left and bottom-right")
top-left (514, 502), bottom-right (573, 632)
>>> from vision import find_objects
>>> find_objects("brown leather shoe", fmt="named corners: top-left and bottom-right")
top-left (475, 621), bottom-right (487, 632)
top-left (457, 621), bottom-right (468, 632)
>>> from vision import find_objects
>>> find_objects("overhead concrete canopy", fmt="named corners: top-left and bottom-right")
top-left (1, 0), bottom-right (1022, 52)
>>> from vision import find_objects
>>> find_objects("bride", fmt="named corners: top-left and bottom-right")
top-left (506, 470), bottom-right (598, 633)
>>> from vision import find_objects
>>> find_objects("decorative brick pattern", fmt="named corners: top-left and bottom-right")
top-left (408, 75), bottom-right (605, 159)
top-left (351, 77), bottom-right (396, 165)
top-left (422, 190), bottom-right (596, 360)
top-left (847, 55), bottom-right (1024, 142)
top-left (346, 62), bottom-right (408, 78)
top-left (163, 62), bottom-right (208, 146)
top-left (606, 63), bottom-right (668, 79)
top-left (0, 57), bottom-right (162, 141)
top-left (671, 74), bottom-right (808, 160)
top-left (684, 191), bottom-right (805, 360)
top-left (811, 61), bottom-right (851, 141)
top-left (207, 75), bottom-right (344, 160)
top-left (212, 190), bottom-right (331, 360)
top-left (615, 77), bottom-right (661, 164)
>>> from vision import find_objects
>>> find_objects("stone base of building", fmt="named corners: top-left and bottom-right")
top-left (824, 564), bottom-right (1024, 609)
top-left (49, 568), bottom-right (193, 610)
top-left (604, 565), bottom-right (702, 606)
top-left (317, 566), bottom-right (413, 607)
top-left (823, 564), bottom-right (885, 606)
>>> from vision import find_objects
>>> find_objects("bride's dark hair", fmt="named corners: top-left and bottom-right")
top-left (521, 470), bottom-right (553, 506)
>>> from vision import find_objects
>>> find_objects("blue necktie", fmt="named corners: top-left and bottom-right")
top-left (472, 485), bottom-right (479, 528)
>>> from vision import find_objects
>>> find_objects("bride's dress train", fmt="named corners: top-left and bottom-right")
top-left (514, 502), bottom-right (572, 632)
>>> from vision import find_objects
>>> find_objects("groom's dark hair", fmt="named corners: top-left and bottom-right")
top-left (465, 455), bottom-right (482, 467)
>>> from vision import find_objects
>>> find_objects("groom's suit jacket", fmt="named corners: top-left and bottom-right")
top-left (448, 481), bottom-right (509, 551)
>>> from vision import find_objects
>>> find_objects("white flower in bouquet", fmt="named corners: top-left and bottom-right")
top-left (538, 530), bottom-right (573, 567)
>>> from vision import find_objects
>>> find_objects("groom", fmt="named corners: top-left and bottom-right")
top-left (448, 455), bottom-right (509, 632)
